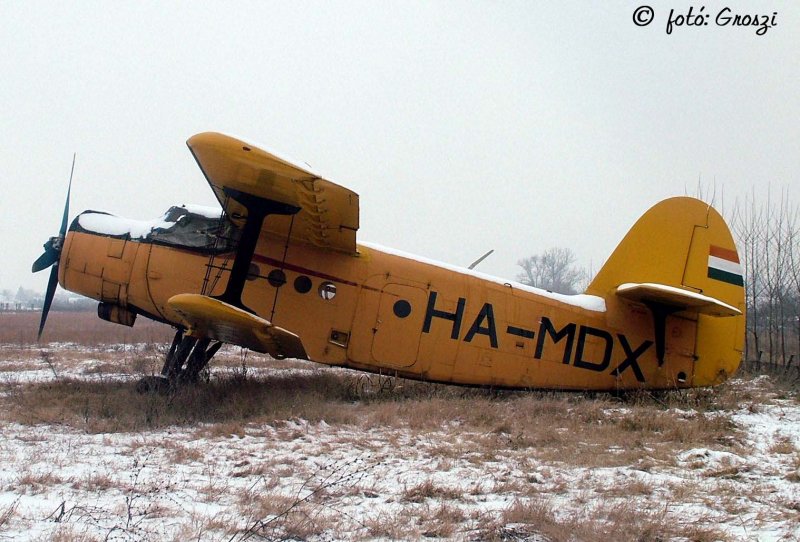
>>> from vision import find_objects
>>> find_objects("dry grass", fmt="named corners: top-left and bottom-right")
top-left (0, 311), bottom-right (172, 346)
top-left (1, 312), bottom-right (798, 541)
top-left (34, 526), bottom-right (101, 542)
top-left (401, 478), bottom-right (464, 503)
top-left (599, 477), bottom-right (654, 497)
top-left (70, 472), bottom-right (116, 492)
top-left (0, 365), bottom-right (751, 478)
top-left (236, 490), bottom-right (296, 519)
top-left (479, 497), bottom-right (728, 542)
top-left (0, 371), bottom-right (363, 432)
top-left (0, 498), bottom-right (19, 530)
top-left (14, 470), bottom-right (66, 494)
top-left (230, 458), bottom-right (376, 541)
top-left (363, 509), bottom-right (413, 539)
top-left (788, 455), bottom-right (800, 483)
top-left (418, 502), bottom-right (465, 538)
top-left (769, 436), bottom-right (798, 455)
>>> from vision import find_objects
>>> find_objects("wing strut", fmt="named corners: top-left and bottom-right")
top-left (215, 188), bottom-right (300, 312)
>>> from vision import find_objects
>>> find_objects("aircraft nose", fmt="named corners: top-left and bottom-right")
top-left (59, 218), bottom-right (137, 309)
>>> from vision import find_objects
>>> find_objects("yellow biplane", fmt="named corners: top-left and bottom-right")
top-left (33, 133), bottom-right (745, 391)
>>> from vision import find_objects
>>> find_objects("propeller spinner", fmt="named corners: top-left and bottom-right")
top-left (32, 155), bottom-right (75, 340)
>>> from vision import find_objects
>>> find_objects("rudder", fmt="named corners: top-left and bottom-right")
top-left (586, 197), bottom-right (745, 386)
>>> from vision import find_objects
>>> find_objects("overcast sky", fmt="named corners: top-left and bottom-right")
top-left (2, 1), bottom-right (798, 293)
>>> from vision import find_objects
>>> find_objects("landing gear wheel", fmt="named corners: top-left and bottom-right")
top-left (162, 335), bottom-right (197, 381)
top-left (179, 340), bottom-right (222, 384)
top-left (150, 329), bottom-right (223, 389)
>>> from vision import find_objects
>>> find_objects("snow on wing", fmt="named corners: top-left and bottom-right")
top-left (187, 132), bottom-right (360, 255)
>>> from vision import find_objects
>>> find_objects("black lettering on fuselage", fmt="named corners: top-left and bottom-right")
top-left (419, 291), bottom-right (653, 383)
top-left (464, 303), bottom-right (498, 348)
top-left (610, 334), bottom-right (652, 383)
top-left (573, 325), bottom-right (614, 372)
top-left (534, 317), bottom-right (576, 364)
top-left (422, 291), bottom-right (465, 340)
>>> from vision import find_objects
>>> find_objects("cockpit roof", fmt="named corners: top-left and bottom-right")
top-left (72, 205), bottom-right (239, 254)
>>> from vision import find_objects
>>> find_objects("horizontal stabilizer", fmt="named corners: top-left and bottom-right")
top-left (167, 294), bottom-right (307, 359)
top-left (616, 283), bottom-right (741, 317)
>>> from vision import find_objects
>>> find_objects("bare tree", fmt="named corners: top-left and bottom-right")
top-left (516, 247), bottom-right (585, 295)
top-left (729, 186), bottom-right (799, 378)
top-left (731, 188), bottom-right (768, 363)
top-left (789, 210), bottom-right (800, 368)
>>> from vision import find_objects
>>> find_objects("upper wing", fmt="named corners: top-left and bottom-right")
top-left (187, 132), bottom-right (359, 255)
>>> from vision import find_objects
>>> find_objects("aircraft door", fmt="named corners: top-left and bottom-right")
top-left (371, 283), bottom-right (428, 368)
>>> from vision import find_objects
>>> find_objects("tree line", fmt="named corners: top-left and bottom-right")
top-left (729, 188), bottom-right (798, 374)
top-left (0, 287), bottom-right (95, 312)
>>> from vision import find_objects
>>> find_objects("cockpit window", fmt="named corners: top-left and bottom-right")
top-left (73, 205), bottom-right (241, 254)
top-left (149, 206), bottom-right (240, 253)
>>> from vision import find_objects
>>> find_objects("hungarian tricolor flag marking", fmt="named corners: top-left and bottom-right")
top-left (707, 245), bottom-right (744, 287)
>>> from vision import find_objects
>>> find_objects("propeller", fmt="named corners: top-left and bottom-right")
top-left (32, 154), bottom-right (75, 340)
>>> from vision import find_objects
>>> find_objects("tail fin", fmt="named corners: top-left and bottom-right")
top-left (586, 197), bottom-right (745, 386)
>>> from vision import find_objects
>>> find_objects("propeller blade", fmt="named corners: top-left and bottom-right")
top-left (59, 154), bottom-right (75, 236)
top-left (34, 154), bottom-right (76, 340)
top-left (31, 244), bottom-right (60, 272)
top-left (37, 264), bottom-right (59, 341)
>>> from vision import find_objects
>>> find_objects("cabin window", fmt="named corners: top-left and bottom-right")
top-left (268, 269), bottom-right (287, 287)
top-left (294, 276), bottom-right (312, 294)
top-left (146, 206), bottom-right (240, 254)
top-left (319, 281), bottom-right (337, 300)
top-left (73, 206), bottom-right (241, 255)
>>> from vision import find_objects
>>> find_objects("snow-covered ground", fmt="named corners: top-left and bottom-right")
top-left (0, 347), bottom-right (797, 541)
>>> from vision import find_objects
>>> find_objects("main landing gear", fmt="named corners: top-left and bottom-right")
top-left (135, 329), bottom-right (222, 394)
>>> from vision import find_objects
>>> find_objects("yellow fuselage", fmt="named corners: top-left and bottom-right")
top-left (60, 227), bottom-right (719, 390)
